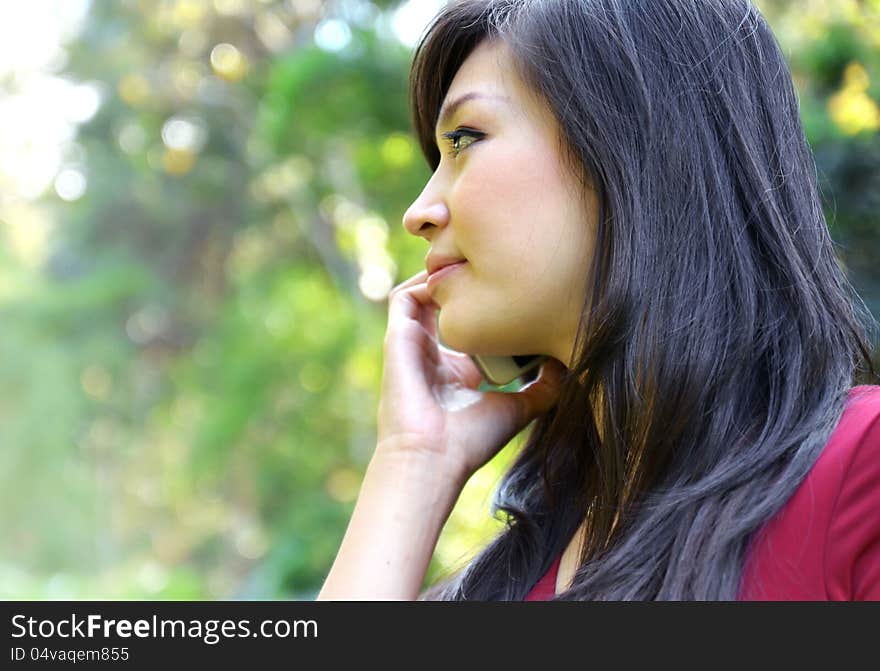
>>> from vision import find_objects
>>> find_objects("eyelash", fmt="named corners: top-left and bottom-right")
top-left (440, 129), bottom-right (484, 158)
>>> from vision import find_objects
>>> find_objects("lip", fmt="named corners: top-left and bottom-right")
top-left (426, 253), bottom-right (467, 276)
top-left (426, 261), bottom-right (467, 293)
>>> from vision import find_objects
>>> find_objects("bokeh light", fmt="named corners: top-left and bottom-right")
top-left (210, 43), bottom-right (248, 82)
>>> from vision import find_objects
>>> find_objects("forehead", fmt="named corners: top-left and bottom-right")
top-left (438, 40), bottom-right (549, 131)
top-left (444, 40), bottom-right (517, 106)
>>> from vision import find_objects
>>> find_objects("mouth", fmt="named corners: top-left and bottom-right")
top-left (426, 256), bottom-right (467, 275)
top-left (426, 261), bottom-right (467, 294)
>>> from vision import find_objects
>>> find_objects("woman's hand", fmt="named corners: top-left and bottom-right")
top-left (376, 270), bottom-right (567, 484)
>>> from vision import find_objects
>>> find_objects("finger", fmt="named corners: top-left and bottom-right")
top-left (387, 281), bottom-right (440, 336)
top-left (385, 272), bottom-right (429, 333)
top-left (385, 301), bottom-right (442, 386)
top-left (387, 282), bottom-right (427, 327)
top-left (438, 346), bottom-right (484, 389)
top-left (388, 270), bottom-right (429, 299)
top-left (383, 321), bottom-right (436, 382)
top-left (406, 283), bottom-right (441, 340)
top-left (417, 333), bottom-right (440, 365)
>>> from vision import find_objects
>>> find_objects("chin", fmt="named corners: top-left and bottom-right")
top-left (436, 309), bottom-right (467, 352)
top-left (437, 308), bottom-right (519, 356)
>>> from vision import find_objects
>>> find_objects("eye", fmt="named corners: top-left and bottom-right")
top-left (440, 129), bottom-right (484, 158)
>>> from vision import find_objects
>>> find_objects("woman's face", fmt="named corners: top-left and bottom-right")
top-left (402, 40), bottom-right (598, 368)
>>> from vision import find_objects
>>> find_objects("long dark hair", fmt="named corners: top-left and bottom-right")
top-left (409, 0), bottom-right (878, 600)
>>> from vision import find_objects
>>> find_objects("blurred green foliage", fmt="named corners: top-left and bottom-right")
top-left (0, 0), bottom-right (877, 599)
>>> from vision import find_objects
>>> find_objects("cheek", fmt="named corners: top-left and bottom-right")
top-left (471, 143), bottom-right (550, 202)
top-left (454, 146), bottom-right (553, 249)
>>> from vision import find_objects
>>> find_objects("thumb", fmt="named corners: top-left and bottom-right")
top-left (512, 358), bottom-right (566, 423)
top-left (470, 359), bottom-right (566, 464)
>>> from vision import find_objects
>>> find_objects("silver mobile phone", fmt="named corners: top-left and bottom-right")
top-left (434, 313), bottom-right (547, 386)
top-left (470, 353), bottom-right (548, 386)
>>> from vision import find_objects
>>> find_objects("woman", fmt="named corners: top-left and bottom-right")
top-left (318, 0), bottom-right (880, 600)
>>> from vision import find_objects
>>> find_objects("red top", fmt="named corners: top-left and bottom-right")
top-left (525, 385), bottom-right (880, 601)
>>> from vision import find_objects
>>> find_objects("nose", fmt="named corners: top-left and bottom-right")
top-left (402, 188), bottom-right (449, 240)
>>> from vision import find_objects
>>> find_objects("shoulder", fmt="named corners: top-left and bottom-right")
top-left (824, 385), bottom-right (880, 600)
top-left (739, 385), bottom-right (880, 600)
top-left (804, 385), bottom-right (880, 504)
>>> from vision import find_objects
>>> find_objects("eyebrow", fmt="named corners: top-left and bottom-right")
top-left (435, 92), bottom-right (509, 135)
